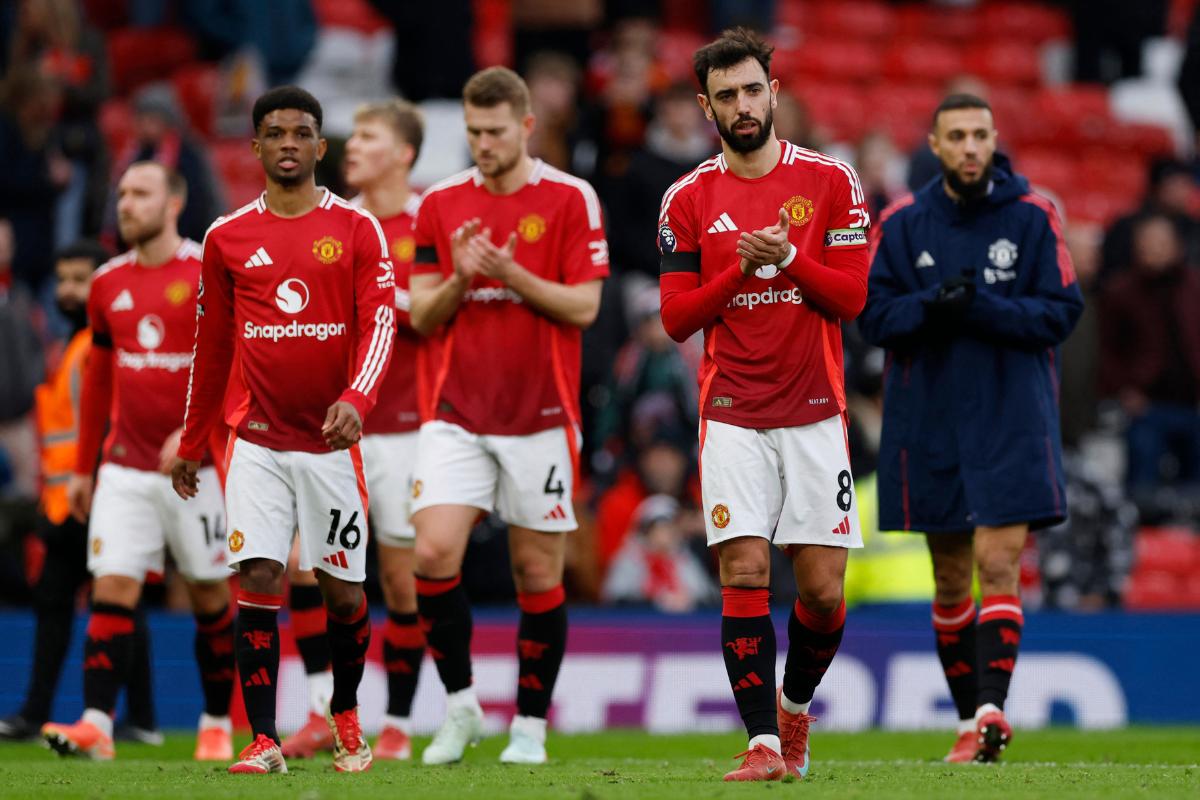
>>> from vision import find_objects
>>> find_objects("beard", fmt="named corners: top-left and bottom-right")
top-left (56, 299), bottom-right (88, 333)
top-left (477, 149), bottom-right (521, 178)
top-left (715, 107), bottom-right (773, 154)
top-left (943, 160), bottom-right (994, 203)
top-left (118, 216), bottom-right (166, 246)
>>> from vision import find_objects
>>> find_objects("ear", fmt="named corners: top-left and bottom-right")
top-left (696, 92), bottom-right (712, 121)
top-left (522, 112), bottom-right (536, 138)
top-left (770, 78), bottom-right (780, 109)
top-left (251, 137), bottom-right (261, 160)
top-left (316, 137), bottom-right (328, 161)
top-left (926, 131), bottom-right (938, 157)
top-left (401, 142), bottom-right (416, 169)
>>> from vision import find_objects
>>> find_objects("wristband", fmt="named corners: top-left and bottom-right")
top-left (777, 243), bottom-right (798, 270)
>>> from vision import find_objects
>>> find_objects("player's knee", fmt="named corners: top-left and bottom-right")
top-left (414, 538), bottom-right (457, 576)
top-left (976, 554), bottom-right (1020, 594)
top-left (510, 556), bottom-right (560, 594)
top-left (720, 556), bottom-right (770, 588)
top-left (325, 588), bottom-right (364, 621)
top-left (931, 558), bottom-right (973, 597)
top-left (796, 582), bottom-right (844, 616)
top-left (188, 580), bottom-right (231, 615)
top-left (239, 558), bottom-right (285, 594)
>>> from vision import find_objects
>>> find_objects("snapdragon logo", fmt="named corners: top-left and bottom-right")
top-left (116, 349), bottom-right (193, 372)
top-left (243, 320), bottom-right (347, 342)
top-left (464, 286), bottom-right (523, 304)
top-left (728, 287), bottom-right (804, 311)
top-left (275, 278), bottom-right (310, 314)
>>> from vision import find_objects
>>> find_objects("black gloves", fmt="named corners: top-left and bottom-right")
top-left (922, 273), bottom-right (976, 329)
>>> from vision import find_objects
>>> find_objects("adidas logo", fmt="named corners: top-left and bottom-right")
top-left (110, 289), bottom-right (134, 311)
top-left (543, 504), bottom-right (568, 521)
top-left (915, 250), bottom-right (935, 268)
top-left (732, 671), bottom-right (764, 692)
top-left (831, 516), bottom-right (851, 535)
top-left (243, 667), bottom-right (271, 687)
top-left (707, 212), bottom-right (738, 234)
top-left (243, 247), bottom-right (274, 269)
top-left (323, 550), bottom-right (349, 569)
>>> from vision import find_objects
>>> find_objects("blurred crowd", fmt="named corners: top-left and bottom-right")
top-left (2, 0), bottom-right (1200, 614)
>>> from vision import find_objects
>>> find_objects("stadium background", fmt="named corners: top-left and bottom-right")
top-left (0, 0), bottom-right (1199, 736)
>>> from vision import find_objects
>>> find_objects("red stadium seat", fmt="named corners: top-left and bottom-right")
top-left (965, 41), bottom-right (1042, 87)
top-left (107, 27), bottom-right (197, 95)
top-left (211, 139), bottom-right (265, 210)
top-left (1110, 123), bottom-right (1177, 158)
top-left (894, 4), bottom-right (980, 41)
top-left (311, 0), bottom-right (390, 33)
top-left (794, 82), bottom-right (869, 143)
top-left (1064, 189), bottom-right (1137, 226)
top-left (1124, 570), bottom-right (1187, 610)
top-left (658, 29), bottom-right (708, 83)
top-left (807, 1), bottom-right (894, 41)
top-left (98, 98), bottom-right (134, 158)
top-left (1077, 149), bottom-right (1148, 197)
top-left (882, 40), bottom-right (964, 85)
top-left (980, 2), bottom-right (1073, 44)
top-left (171, 63), bottom-right (220, 139)
top-left (1014, 148), bottom-right (1076, 196)
top-left (867, 84), bottom-right (943, 147)
top-left (1027, 86), bottom-right (1113, 147)
top-left (792, 39), bottom-right (882, 83)
top-left (1133, 527), bottom-right (1198, 574)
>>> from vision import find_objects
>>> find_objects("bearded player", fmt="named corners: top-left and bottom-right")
top-left (172, 86), bottom-right (396, 774)
top-left (658, 29), bottom-right (871, 781)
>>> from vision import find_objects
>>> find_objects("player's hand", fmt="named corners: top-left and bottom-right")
top-left (66, 473), bottom-right (95, 523)
top-left (322, 400), bottom-right (362, 450)
top-left (475, 232), bottom-right (518, 283)
top-left (450, 218), bottom-right (485, 283)
top-left (170, 458), bottom-right (201, 500)
top-left (158, 426), bottom-right (183, 475)
top-left (736, 207), bottom-right (792, 268)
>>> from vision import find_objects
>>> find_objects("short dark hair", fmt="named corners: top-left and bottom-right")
top-left (125, 160), bottom-right (188, 198)
top-left (463, 67), bottom-right (531, 117)
top-left (693, 27), bottom-right (774, 95)
top-left (252, 86), bottom-right (323, 133)
top-left (55, 239), bottom-right (111, 270)
top-left (932, 93), bottom-right (992, 129)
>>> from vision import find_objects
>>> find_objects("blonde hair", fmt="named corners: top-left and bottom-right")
top-left (353, 98), bottom-right (425, 161)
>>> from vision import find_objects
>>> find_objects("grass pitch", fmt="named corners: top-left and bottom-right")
top-left (0, 728), bottom-right (1196, 799)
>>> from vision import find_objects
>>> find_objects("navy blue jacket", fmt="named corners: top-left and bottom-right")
top-left (859, 156), bottom-right (1084, 532)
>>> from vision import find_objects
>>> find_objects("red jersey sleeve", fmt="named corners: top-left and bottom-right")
top-left (337, 213), bottom-right (397, 421)
top-left (780, 165), bottom-right (872, 320)
top-left (179, 230), bottom-right (236, 461)
top-left (657, 184), bottom-right (750, 342)
top-left (75, 287), bottom-right (113, 475)
top-left (411, 193), bottom-right (443, 278)
top-left (560, 183), bottom-right (609, 284)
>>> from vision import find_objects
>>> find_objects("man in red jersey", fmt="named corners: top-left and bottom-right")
top-left (42, 163), bottom-right (235, 763)
top-left (657, 29), bottom-right (871, 782)
top-left (408, 66), bottom-right (607, 766)
top-left (170, 86), bottom-right (396, 775)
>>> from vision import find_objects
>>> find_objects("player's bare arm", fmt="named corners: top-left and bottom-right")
top-left (321, 400), bottom-right (362, 450)
top-left (472, 230), bottom-right (602, 328)
top-left (409, 218), bottom-right (485, 333)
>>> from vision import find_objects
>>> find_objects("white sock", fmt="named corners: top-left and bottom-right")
top-left (957, 718), bottom-right (975, 735)
top-left (748, 733), bottom-right (781, 755)
top-left (779, 691), bottom-right (811, 716)
top-left (510, 715), bottom-right (547, 744)
top-left (446, 686), bottom-right (480, 712)
top-left (82, 708), bottom-right (113, 739)
top-left (199, 713), bottom-right (232, 733)
top-left (383, 714), bottom-right (413, 735)
top-left (974, 702), bottom-right (1001, 722)
top-left (308, 670), bottom-right (334, 715)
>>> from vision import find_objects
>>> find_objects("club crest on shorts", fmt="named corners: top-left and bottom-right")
top-left (91, 538), bottom-right (102, 555)
top-left (711, 503), bottom-right (731, 529)
top-left (783, 195), bottom-right (814, 227)
top-left (411, 479), bottom-right (423, 500)
top-left (312, 235), bottom-right (343, 264)
top-left (229, 529), bottom-right (245, 553)
top-left (518, 213), bottom-right (546, 243)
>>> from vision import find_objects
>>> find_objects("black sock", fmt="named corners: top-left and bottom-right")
top-left (235, 592), bottom-right (282, 743)
top-left (783, 598), bottom-right (846, 706)
top-left (289, 583), bottom-right (331, 675)
top-left (383, 611), bottom-right (424, 718)
top-left (977, 595), bottom-right (1022, 709)
top-left (720, 587), bottom-right (777, 738)
top-left (194, 605), bottom-right (235, 717)
top-left (933, 598), bottom-right (979, 720)
top-left (125, 609), bottom-right (156, 730)
top-left (327, 595), bottom-right (371, 714)
top-left (515, 586), bottom-right (567, 719)
top-left (416, 574), bottom-right (473, 693)
top-left (82, 602), bottom-right (136, 715)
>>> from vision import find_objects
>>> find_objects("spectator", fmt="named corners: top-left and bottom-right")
top-left (0, 217), bottom-right (44, 499)
top-left (857, 131), bottom-right (906, 224)
top-left (525, 51), bottom-right (585, 174)
top-left (601, 494), bottom-right (717, 611)
top-left (103, 83), bottom-right (225, 246)
top-left (0, 68), bottom-right (70, 293)
top-left (771, 90), bottom-right (825, 153)
top-left (182, 0), bottom-right (317, 86)
top-left (1099, 213), bottom-right (1200, 497)
top-left (1100, 159), bottom-right (1200, 283)
top-left (1059, 224), bottom-right (1104, 448)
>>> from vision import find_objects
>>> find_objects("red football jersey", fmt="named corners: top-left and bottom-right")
top-left (412, 159), bottom-right (609, 436)
top-left (360, 194), bottom-right (426, 435)
top-left (179, 189), bottom-right (397, 457)
top-left (87, 240), bottom-right (203, 471)
top-left (658, 141), bottom-right (870, 428)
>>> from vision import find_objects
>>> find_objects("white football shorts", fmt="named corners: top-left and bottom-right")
top-left (88, 462), bottom-right (229, 582)
top-left (700, 415), bottom-right (863, 548)
top-left (411, 420), bottom-right (578, 532)
top-left (359, 431), bottom-right (418, 546)
top-left (223, 437), bottom-right (370, 581)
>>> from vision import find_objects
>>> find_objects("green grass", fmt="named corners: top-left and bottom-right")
top-left (1, 728), bottom-right (1197, 799)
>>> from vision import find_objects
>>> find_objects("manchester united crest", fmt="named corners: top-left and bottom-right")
top-left (711, 503), bottom-right (731, 529)
top-left (391, 236), bottom-right (415, 264)
top-left (517, 214), bottom-right (546, 243)
top-left (312, 235), bottom-right (344, 264)
top-left (783, 195), bottom-right (814, 227)
top-left (412, 479), bottom-right (423, 500)
top-left (92, 538), bottom-right (102, 555)
top-left (229, 529), bottom-right (245, 553)
top-left (164, 280), bottom-right (192, 306)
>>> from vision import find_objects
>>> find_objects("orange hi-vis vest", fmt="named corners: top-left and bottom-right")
top-left (34, 328), bottom-right (90, 524)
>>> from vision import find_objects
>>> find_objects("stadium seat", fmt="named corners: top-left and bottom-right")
top-left (979, 1), bottom-right (1073, 44)
top-left (657, 29), bottom-right (708, 83)
top-left (894, 4), bottom-right (979, 41)
top-left (882, 40), bottom-right (964, 85)
top-left (1029, 86), bottom-right (1114, 147)
top-left (807, 1), bottom-right (894, 41)
top-left (965, 41), bottom-right (1043, 87)
top-left (211, 139), bottom-right (265, 209)
top-left (1064, 189), bottom-right (1137, 226)
top-left (1014, 148), bottom-right (1076, 197)
top-left (1111, 123), bottom-right (1177, 158)
top-left (1077, 149), bottom-right (1148, 197)
top-left (1123, 570), bottom-right (1187, 610)
top-left (171, 63), bottom-right (220, 139)
top-left (107, 27), bottom-right (198, 95)
top-left (794, 82), bottom-right (869, 143)
top-left (98, 98), bottom-right (134, 158)
top-left (1132, 527), bottom-right (1198, 574)
top-left (311, 0), bottom-right (390, 33)
top-left (866, 84), bottom-right (942, 147)
top-left (792, 39), bottom-right (882, 83)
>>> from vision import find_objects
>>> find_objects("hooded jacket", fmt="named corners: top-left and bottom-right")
top-left (859, 155), bottom-right (1084, 531)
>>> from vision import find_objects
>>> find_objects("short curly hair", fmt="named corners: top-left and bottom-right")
top-left (252, 85), bottom-right (323, 133)
top-left (693, 27), bottom-right (774, 95)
